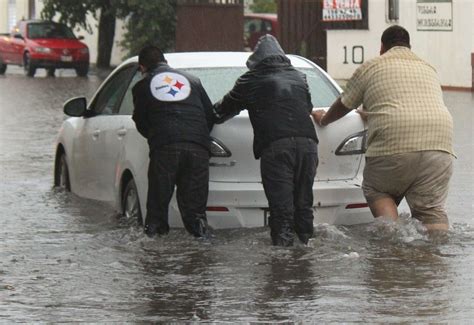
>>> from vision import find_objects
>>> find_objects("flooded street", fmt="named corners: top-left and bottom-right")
top-left (0, 70), bottom-right (473, 322)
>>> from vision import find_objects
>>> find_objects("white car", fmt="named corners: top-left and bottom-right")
top-left (54, 52), bottom-right (372, 229)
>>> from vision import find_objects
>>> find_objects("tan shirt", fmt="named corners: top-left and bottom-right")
top-left (341, 46), bottom-right (454, 157)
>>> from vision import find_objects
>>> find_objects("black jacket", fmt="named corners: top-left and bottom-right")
top-left (214, 35), bottom-right (318, 159)
top-left (132, 63), bottom-right (214, 152)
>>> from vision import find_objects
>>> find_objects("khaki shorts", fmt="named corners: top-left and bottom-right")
top-left (362, 151), bottom-right (453, 225)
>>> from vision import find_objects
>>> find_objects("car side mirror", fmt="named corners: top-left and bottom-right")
top-left (77, 35), bottom-right (84, 40)
top-left (13, 33), bottom-right (23, 40)
top-left (63, 97), bottom-right (87, 117)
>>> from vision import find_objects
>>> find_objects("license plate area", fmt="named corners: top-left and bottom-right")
top-left (60, 55), bottom-right (72, 62)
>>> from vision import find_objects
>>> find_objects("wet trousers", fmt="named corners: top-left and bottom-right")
top-left (146, 142), bottom-right (209, 236)
top-left (260, 137), bottom-right (318, 246)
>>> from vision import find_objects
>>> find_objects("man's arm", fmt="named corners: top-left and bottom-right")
top-left (311, 97), bottom-right (352, 126)
top-left (213, 75), bottom-right (249, 124)
top-left (132, 84), bottom-right (149, 138)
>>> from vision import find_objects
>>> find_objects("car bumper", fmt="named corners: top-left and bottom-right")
top-left (30, 58), bottom-right (88, 69)
top-left (168, 179), bottom-right (373, 229)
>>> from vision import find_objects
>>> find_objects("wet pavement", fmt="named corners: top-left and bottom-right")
top-left (0, 68), bottom-right (473, 322)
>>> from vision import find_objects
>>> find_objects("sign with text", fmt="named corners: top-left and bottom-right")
top-left (416, 0), bottom-right (453, 31)
top-left (322, 0), bottom-right (363, 22)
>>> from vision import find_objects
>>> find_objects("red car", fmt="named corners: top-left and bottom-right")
top-left (244, 13), bottom-right (278, 50)
top-left (0, 20), bottom-right (89, 77)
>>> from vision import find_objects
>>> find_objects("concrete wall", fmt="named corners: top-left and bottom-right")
top-left (71, 14), bottom-right (127, 66)
top-left (0, 1), bottom-right (7, 33)
top-left (176, 3), bottom-right (244, 51)
top-left (327, 0), bottom-right (473, 89)
top-left (0, 0), bottom-right (30, 33)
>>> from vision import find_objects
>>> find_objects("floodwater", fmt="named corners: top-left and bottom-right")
top-left (0, 69), bottom-right (473, 323)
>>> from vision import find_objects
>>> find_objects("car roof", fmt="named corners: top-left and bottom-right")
top-left (121, 52), bottom-right (315, 69)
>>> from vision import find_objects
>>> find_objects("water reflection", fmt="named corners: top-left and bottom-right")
top-left (256, 249), bottom-right (319, 322)
top-left (138, 247), bottom-right (215, 322)
top-left (365, 241), bottom-right (450, 321)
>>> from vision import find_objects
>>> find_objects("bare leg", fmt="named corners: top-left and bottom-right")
top-left (422, 222), bottom-right (449, 233)
top-left (368, 197), bottom-right (399, 221)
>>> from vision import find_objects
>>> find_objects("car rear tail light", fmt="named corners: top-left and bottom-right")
top-left (345, 203), bottom-right (369, 209)
top-left (210, 137), bottom-right (231, 157)
top-left (206, 206), bottom-right (229, 212)
top-left (335, 130), bottom-right (367, 155)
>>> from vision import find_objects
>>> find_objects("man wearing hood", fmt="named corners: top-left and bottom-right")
top-left (214, 35), bottom-right (319, 246)
top-left (132, 45), bottom-right (214, 238)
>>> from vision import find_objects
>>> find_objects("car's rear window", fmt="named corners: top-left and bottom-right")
top-left (183, 67), bottom-right (340, 108)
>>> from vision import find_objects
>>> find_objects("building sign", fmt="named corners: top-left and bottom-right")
top-left (322, 0), bottom-right (363, 22)
top-left (416, 0), bottom-right (453, 31)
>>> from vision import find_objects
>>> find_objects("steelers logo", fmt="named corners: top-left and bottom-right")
top-left (150, 72), bottom-right (191, 102)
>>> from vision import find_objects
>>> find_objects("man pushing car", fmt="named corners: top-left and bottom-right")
top-left (132, 45), bottom-right (215, 238)
top-left (214, 35), bottom-right (319, 246)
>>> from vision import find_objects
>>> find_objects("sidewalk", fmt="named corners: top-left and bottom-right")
top-left (3, 64), bottom-right (114, 79)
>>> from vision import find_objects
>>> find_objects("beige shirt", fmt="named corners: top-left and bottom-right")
top-left (341, 46), bottom-right (454, 157)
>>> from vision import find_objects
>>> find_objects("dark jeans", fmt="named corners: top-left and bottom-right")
top-left (146, 142), bottom-right (209, 236)
top-left (260, 137), bottom-right (318, 246)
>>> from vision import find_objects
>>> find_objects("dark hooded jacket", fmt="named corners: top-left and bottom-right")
top-left (214, 35), bottom-right (318, 159)
top-left (132, 63), bottom-right (214, 152)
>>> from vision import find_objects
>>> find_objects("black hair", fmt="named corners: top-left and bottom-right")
top-left (381, 25), bottom-right (411, 50)
top-left (138, 45), bottom-right (166, 71)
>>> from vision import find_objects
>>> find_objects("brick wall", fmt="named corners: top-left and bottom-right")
top-left (176, 2), bottom-right (244, 51)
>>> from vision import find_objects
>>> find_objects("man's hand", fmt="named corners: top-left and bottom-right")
top-left (311, 109), bottom-right (327, 126)
top-left (356, 108), bottom-right (368, 122)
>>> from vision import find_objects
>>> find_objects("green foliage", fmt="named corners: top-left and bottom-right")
top-left (119, 1), bottom-right (177, 59)
top-left (41, 0), bottom-right (177, 62)
top-left (250, 0), bottom-right (277, 13)
top-left (41, 0), bottom-right (120, 33)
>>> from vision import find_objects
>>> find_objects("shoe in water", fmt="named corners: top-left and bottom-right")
top-left (296, 232), bottom-right (313, 245)
top-left (144, 223), bottom-right (169, 238)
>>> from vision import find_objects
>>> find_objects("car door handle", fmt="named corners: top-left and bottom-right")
top-left (92, 129), bottom-right (100, 139)
top-left (117, 128), bottom-right (127, 137)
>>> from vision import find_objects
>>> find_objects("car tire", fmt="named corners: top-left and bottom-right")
top-left (47, 68), bottom-right (55, 77)
top-left (122, 178), bottom-right (142, 224)
top-left (54, 153), bottom-right (71, 191)
top-left (75, 64), bottom-right (89, 77)
top-left (23, 52), bottom-right (36, 77)
top-left (0, 63), bottom-right (6, 75)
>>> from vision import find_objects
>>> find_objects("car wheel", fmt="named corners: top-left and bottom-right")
top-left (54, 153), bottom-right (71, 191)
top-left (0, 63), bottom-right (6, 75)
top-left (122, 178), bottom-right (142, 224)
top-left (75, 64), bottom-right (89, 77)
top-left (23, 52), bottom-right (36, 77)
top-left (47, 68), bottom-right (55, 77)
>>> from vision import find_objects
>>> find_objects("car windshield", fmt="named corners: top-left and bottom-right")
top-left (27, 23), bottom-right (76, 39)
top-left (183, 67), bottom-right (340, 108)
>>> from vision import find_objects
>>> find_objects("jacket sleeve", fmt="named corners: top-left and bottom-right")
top-left (301, 72), bottom-right (314, 113)
top-left (213, 74), bottom-right (249, 124)
top-left (198, 81), bottom-right (215, 132)
top-left (132, 82), bottom-right (149, 139)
